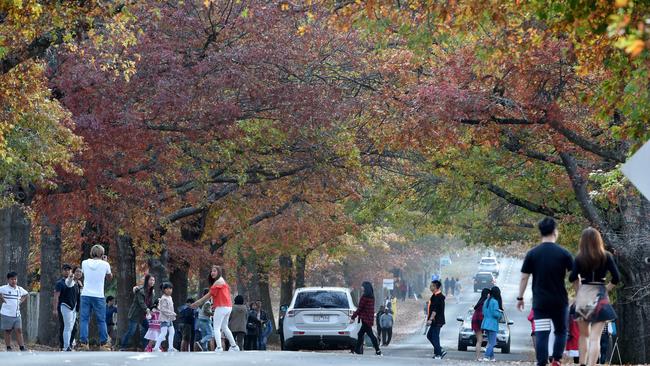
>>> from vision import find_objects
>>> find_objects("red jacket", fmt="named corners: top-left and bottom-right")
top-left (209, 283), bottom-right (232, 308)
top-left (566, 317), bottom-right (579, 351)
top-left (352, 296), bottom-right (375, 326)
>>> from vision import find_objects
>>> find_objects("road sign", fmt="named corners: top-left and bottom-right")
top-left (622, 140), bottom-right (650, 200)
top-left (382, 278), bottom-right (394, 290)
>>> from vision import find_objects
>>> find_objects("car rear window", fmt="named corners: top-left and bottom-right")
top-left (294, 291), bottom-right (350, 309)
top-left (476, 274), bottom-right (493, 280)
top-left (481, 258), bottom-right (496, 264)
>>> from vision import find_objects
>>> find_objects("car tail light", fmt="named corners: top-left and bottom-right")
top-left (293, 331), bottom-right (305, 335)
top-left (338, 331), bottom-right (349, 335)
top-left (287, 310), bottom-right (295, 318)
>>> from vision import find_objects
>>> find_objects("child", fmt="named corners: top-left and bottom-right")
top-left (105, 296), bottom-right (118, 347)
top-left (178, 298), bottom-right (196, 351)
top-left (154, 282), bottom-right (177, 352)
top-left (566, 305), bottom-right (580, 363)
top-left (144, 300), bottom-right (161, 352)
top-left (0, 271), bottom-right (29, 352)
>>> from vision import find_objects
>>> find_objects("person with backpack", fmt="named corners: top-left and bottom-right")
top-left (375, 305), bottom-right (385, 346)
top-left (178, 298), bottom-right (196, 351)
top-left (379, 308), bottom-right (393, 346)
top-left (472, 288), bottom-right (490, 360)
top-left (481, 286), bottom-right (503, 362)
top-left (350, 282), bottom-right (381, 356)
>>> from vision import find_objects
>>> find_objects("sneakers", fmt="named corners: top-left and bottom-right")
top-left (214, 347), bottom-right (223, 353)
top-left (229, 345), bottom-right (240, 352)
top-left (480, 357), bottom-right (496, 362)
top-left (99, 342), bottom-right (112, 352)
top-left (78, 343), bottom-right (90, 351)
top-left (375, 350), bottom-right (382, 356)
top-left (168, 347), bottom-right (178, 352)
top-left (441, 351), bottom-right (447, 359)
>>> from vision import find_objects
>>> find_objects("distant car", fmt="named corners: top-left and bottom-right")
top-left (282, 287), bottom-right (360, 351)
top-left (473, 272), bottom-right (496, 292)
top-left (456, 308), bottom-right (513, 353)
top-left (478, 257), bottom-right (499, 276)
top-left (440, 256), bottom-right (452, 266)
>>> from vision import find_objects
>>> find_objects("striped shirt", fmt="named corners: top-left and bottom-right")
top-left (0, 285), bottom-right (28, 317)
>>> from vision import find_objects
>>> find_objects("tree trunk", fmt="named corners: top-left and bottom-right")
top-left (257, 264), bottom-right (277, 342)
top-left (116, 234), bottom-right (136, 348)
top-left (0, 204), bottom-right (32, 337)
top-left (169, 261), bottom-right (189, 306)
top-left (147, 246), bottom-right (169, 299)
top-left (614, 256), bottom-right (650, 363)
top-left (279, 255), bottom-right (294, 307)
top-left (244, 251), bottom-right (260, 302)
top-left (37, 219), bottom-right (61, 346)
top-left (295, 253), bottom-right (307, 288)
top-left (235, 245), bottom-right (249, 298)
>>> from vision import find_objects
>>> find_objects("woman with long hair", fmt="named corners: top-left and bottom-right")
top-left (120, 274), bottom-right (155, 350)
top-left (350, 282), bottom-right (381, 355)
top-left (481, 286), bottom-right (503, 362)
top-left (191, 265), bottom-right (239, 352)
top-left (569, 228), bottom-right (620, 366)
top-left (471, 288), bottom-right (490, 360)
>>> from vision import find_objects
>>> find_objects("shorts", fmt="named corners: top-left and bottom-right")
top-left (1, 314), bottom-right (22, 330)
top-left (181, 324), bottom-right (193, 341)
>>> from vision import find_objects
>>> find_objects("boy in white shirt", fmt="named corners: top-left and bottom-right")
top-left (0, 271), bottom-right (29, 351)
top-left (79, 244), bottom-right (113, 351)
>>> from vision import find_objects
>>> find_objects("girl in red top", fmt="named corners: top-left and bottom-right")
top-left (192, 265), bottom-right (239, 352)
top-left (350, 281), bottom-right (381, 356)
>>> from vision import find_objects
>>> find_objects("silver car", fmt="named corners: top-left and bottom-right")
top-left (456, 308), bottom-right (513, 354)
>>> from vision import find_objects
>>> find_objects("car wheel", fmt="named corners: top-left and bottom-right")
top-left (501, 337), bottom-right (511, 354)
top-left (458, 336), bottom-right (467, 351)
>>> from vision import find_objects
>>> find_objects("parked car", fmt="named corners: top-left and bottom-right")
top-left (440, 256), bottom-right (452, 266)
top-left (478, 256), bottom-right (500, 276)
top-left (473, 272), bottom-right (496, 292)
top-left (282, 287), bottom-right (360, 351)
top-left (456, 308), bottom-right (513, 353)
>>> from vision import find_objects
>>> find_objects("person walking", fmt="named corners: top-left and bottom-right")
top-left (53, 263), bottom-right (73, 351)
top-left (481, 286), bottom-right (503, 362)
top-left (69, 266), bottom-right (83, 349)
top-left (178, 298), bottom-right (196, 351)
top-left (569, 227), bottom-right (620, 366)
top-left (229, 295), bottom-right (247, 351)
top-left (57, 264), bottom-right (80, 352)
top-left (379, 308), bottom-right (393, 346)
top-left (0, 271), bottom-right (29, 352)
top-left (472, 288), bottom-right (490, 360)
top-left (350, 281), bottom-right (381, 356)
top-left (106, 296), bottom-right (118, 347)
top-left (120, 274), bottom-right (155, 351)
top-left (455, 278), bottom-right (462, 303)
top-left (190, 265), bottom-right (239, 352)
top-left (375, 305), bottom-right (385, 346)
top-left (79, 244), bottom-right (113, 351)
top-left (154, 282), bottom-right (178, 352)
top-left (144, 299), bottom-right (161, 352)
top-left (196, 288), bottom-right (214, 351)
top-left (256, 301), bottom-right (271, 350)
top-left (443, 278), bottom-right (450, 295)
top-left (517, 217), bottom-right (574, 366)
top-left (449, 277), bottom-right (456, 297)
top-left (426, 280), bottom-right (446, 359)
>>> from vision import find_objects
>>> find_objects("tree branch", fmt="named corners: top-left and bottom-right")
top-left (483, 181), bottom-right (571, 218)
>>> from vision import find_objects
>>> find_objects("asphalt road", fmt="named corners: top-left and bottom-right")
top-left (382, 256), bottom-right (535, 362)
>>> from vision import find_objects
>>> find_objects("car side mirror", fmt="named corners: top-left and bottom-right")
top-left (507, 320), bottom-right (514, 326)
top-left (280, 305), bottom-right (289, 313)
top-left (456, 317), bottom-right (464, 322)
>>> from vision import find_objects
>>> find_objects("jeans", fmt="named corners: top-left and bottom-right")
top-left (79, 295), bottom-right (108, 344)
top-left (213, 307), bottom-right (236, 350)
top-left (427, 325), bottom-right (443, 356)
top-left (120, 319), bottom-right (148, 349)
top-left (533, 306), bottom-right (569, 366)
top-left (258, 321), bottom-right (272, 350)
top-left (354, 323), bottom-right (380, 354)
top-left (484, 330), bottom-right (497, 359)
top-left (60, 305), bottom-right (77, 350)
top-left (197, 318), bottom-right (213, 350)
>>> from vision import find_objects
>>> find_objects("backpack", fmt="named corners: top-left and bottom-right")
top-left (379, 313), bottom-right (393, 328)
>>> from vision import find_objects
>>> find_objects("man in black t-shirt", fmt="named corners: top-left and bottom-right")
top-left (426, 280), bottom-right (446, 359)
top-left (517, 217), bottom-right (573, 366)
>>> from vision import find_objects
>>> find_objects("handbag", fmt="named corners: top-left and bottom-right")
top-left (575, 284), bottom-right (600, 320)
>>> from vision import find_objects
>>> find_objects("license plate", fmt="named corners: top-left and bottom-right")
top-left (313, 315), bottom-right (330, 322)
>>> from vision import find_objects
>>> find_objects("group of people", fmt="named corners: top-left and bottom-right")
top-left (375, 305), bottom-right (394, 347)
top-left (443, 277), bottom-right (461, 297)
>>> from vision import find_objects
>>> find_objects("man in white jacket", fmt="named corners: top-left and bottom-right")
top-left (79, 245), bottom-right (113, 351)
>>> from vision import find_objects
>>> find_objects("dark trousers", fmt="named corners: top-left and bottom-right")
top-left (376, 326), bottom-right (383, 344)
top-left (58, 307), bottom-right (64, 350)
top-left (533, 306), bottom-right (569, 366)
top-left (382, 327), bottom-right (392, 345)
top-left (120, 319), bottom-right (148, 350)
top-left (233, 332), bottom-right (245, 350)
top-left (427, 325), bottom-right (443, 356)
top-left (600, 334), bottom-right (610, 364)
top-left (244, 334), bottom-right (258, 350)
top-left (353, 323), bottom-right (380, 354)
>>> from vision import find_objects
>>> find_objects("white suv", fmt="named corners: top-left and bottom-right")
top-left (282, 287), bottom-right (360, 351)
top-left (478, 257), bottom-right (500, 276)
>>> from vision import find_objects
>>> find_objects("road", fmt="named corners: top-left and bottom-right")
top-left (382, 256), bottom-right (535, 361)
top-left (5, 257), bottom-right (536, 365)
